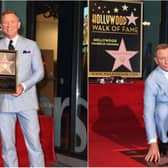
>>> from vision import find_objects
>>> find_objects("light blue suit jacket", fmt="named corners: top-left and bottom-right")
top-left (144, 66), bottom-right (168, 142)
top-left (0, 35), bottom-right (44, 112)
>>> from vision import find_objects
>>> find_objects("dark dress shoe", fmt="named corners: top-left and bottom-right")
top-left (159, 142), bottom-right (168, 156)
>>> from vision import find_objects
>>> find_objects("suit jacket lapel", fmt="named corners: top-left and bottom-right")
top-left (0, 38), bottom-right (8, 49)
top-left (15, 35), bottom-right (24, 51)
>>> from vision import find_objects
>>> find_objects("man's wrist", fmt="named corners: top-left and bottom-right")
top-left (20, 83), bottom-right (26, 93)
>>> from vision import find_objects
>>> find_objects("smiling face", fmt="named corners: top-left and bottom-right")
top-left (155, 48), bottom-right (168, 72)
top-left (1, 12), bottom-right (21, 39)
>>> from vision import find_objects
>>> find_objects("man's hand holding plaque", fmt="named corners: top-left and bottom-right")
top-left (12, 84), bottom-right (24, 96)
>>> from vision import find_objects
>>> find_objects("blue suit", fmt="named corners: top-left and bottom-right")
top-left (144, 66), bottom-right (168, 144)
top-left (0, 35), bottom-right (45, 166)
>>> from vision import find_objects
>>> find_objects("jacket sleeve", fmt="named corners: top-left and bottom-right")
top-left (143, 78), bottom-right (158, 143)
top-left (23, 42), bottom-right (44, 92)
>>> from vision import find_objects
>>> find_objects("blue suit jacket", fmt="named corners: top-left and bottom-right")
top-left (144, 66), bottom-right (168, 142)
top-left (0, 35), bottom-right (44, 112)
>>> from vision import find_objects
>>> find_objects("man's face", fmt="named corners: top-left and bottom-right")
top-left (155, 48), bottom-right (168, 72)
top-left (1, 13), bottom-right (21, 39)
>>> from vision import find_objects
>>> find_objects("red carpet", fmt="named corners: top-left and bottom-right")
top-left (0, 115), bottom-right (56, 166)
top-left (89, 80), bottom-right (149, 167)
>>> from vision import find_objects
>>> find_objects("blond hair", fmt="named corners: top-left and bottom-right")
top-left (155, 43), bottom-right (168, 57)
top-left (1, 10), bottom-right (20, 23)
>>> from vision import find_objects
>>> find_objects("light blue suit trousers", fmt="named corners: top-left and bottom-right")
top-left (144, 66), bottom-right (168, 143)
top-left (0, 35), bottom-right (45, 167)
top-left (0, 111), bottom-right (44, 167)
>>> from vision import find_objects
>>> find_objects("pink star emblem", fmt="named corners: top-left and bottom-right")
top-left (126, 12), bottom-right (138, 25)
top-left (105, 38), bottom-right (138, 71)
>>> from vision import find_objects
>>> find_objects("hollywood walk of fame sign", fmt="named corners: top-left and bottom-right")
top-left (0, 50), bottom-right (17, 93)
top-left (88, 0), bottom-right (143, 77)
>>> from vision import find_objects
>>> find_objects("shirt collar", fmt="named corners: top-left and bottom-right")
top-left (160, 67), bottom-right (168, 79)
top-left (5, 34), bottom-right (19, 47)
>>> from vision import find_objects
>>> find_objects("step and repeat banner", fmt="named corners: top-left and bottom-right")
top-left (88, 0), bottom-right (143, 78)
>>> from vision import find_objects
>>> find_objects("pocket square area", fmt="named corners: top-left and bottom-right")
top-left (23, 50), bottom-right (31, 54)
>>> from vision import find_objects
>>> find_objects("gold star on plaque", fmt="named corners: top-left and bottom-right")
top-left (114, 7), bottom-right (119, 13)
top-left (107, 10), bottom-right (111, 14)
top-left (122, 4), bottom-right (128, 11)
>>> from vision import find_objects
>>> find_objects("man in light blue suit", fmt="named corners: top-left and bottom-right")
top-left (0, 11), bottom-right (45, 166)
top-left (144, 43), bottom-right (168, 163)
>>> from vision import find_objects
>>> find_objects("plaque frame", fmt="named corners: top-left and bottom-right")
top-left (0, 50), bottom-right (17, 93)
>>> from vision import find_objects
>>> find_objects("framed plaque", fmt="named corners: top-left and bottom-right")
top-left (0, 50), bottom-right (17, 93)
